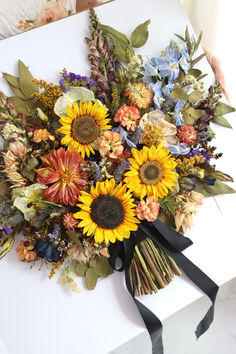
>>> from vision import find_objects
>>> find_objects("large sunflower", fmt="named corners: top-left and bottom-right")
top-left (58, 101), bottom-right (111, 158)
top-left (124, 144), bottom-right (178, 200)
top-left (74, 178), bottom-right (139, 244)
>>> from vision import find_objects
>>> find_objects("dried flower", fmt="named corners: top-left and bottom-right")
top-left (177, 124), bottom-right (197, 145)
top-left (2, 151), bottom-right (27, 188)
top-left (2, 122), bottom-right (24, 141)
top-left (174, 191), bottom-right (204, 232)
top-left (58, 266), bottom-right (80, 293)
top-left (9, 141), bottom-right (27, 158)
top-left (125, 82), bottom-right (153, 109)
top-left (97, 131), bottom-right (124, 159)
top-left (136, 197), bottom-right (160, 222)
top-left (114, 105), bottom-right (140, 131)
top-left (67, 245), bottom-right (86, 262)
top-left (16, 240), bottom-right (37, 262)
top-left (62, 212), bottom-right (78, 230)
top-left (36, 148), bottom-right (87, 206)
top-left (32, 129), bottom-right (55, 143)
top-left (139, 110), bottom-right (178, 148)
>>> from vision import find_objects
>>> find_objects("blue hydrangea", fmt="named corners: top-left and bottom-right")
top-left (168, 143), bottom-right (190, 155)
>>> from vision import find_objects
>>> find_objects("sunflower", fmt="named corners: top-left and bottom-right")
top-left (124, 144), bottom-right (178, 200)
top-left (74, 178), bottom-right (139, 244)
top-left (58, 101), bottom-right (111, 158)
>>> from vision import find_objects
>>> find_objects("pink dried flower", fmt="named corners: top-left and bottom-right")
top-left (136, 197), bottom-right (160, 222)
top-left (62, 212), bottom-right (78, 230)
top-left (177, 124), bottom-right (197, 145)
top-left (97, 131), bottom-right (124, 159)
top-left (9, 141), bottom-right (27, 158)
top-left (114, 105), bottom-right (140, 131)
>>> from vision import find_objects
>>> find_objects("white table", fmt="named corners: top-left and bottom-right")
top-left (0, 1), bottom-right (235, 353)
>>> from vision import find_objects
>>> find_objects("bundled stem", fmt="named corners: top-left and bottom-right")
top-left (129, 238), bottom-right (182, 296)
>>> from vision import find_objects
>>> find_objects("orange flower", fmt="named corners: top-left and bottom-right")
top-left (97, 131), bottom-right (124, 159)
top-left (16, 240), bottom-right (37, 262)
top-left (114, 105), bottom-right (140, 131)
top-left (136, 196), bottom-right (160, 222)
top-left (36, 148), bottom-right (87, 206)
top-left (33, 129), bottom-right (55, 143)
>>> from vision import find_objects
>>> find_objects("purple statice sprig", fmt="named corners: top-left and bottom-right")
top-left (59, 71), bottom-right (97, 93)
top-left (0, 223), bottom-right (13, 234)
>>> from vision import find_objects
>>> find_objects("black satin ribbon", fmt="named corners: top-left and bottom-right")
top-left (109, 220), bottom-right (219, 354)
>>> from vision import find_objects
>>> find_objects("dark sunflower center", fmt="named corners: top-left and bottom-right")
top-left (139, 161), bottom-right (163, 185)
top-left (91, 195), bottom-right (124, 229)
top-left (72, 115), bottom-right (99, 144)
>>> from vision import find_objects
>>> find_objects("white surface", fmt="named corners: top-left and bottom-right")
top-left (0, 1), bottom-right (235, 354)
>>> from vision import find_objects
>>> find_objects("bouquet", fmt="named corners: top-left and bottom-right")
top-left (0, 8), bottom-right (235, 353)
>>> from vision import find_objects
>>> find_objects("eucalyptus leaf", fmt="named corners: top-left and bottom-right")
top-left (94, 256), bottom-right (113, 278)
top-left (188, 91), bottom-right (202, 104)
top-left (213, 115), bottom-right (232, 129)
top-left (86, 268), bottom-right (98, 290)
top-left (188, 68), bottom-right (202, 78)
top-left (195, 180), bottom-right (236, 197)
top-left (214, 102), bottom-right (235, 115)
top-left (89, 258), bottom-right (97, 268)
top-left (213, 170), bottom-right (234, 182)
top-left (2, 73), bottom-right (20, 88)
top-left (168, 86), bottom-right (187, 101)
top-left (130, 19), bottom-right (150, 48)
top-left (74, 261), bottom-right (88, 276)
top-left (18, 60), bottom-right (38, 98)
top-left (183, 107), bottom-right (204, 124)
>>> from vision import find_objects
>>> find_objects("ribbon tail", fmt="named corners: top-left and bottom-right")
top-left (168, 252), bottom-right (219, 339)
top-left (125, 268), bottom-right (164, 354)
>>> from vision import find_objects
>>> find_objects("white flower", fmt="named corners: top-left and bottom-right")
top-left (58, 266), bottom-right (80, 293)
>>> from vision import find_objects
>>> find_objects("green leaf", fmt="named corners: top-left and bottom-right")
top-left (130, 19), bottom-right (150, 48)
top-left (168, 86), bottom-right (187, 101)
top-left (192, 30), bottom-right (203, 55)
top-left (27, 156), bottom-right (39, 169)
top-left (89, 258), bottom-right (97, 268)
top-left (213, 170), bottom-right (234, 182)
top-left (174, 33), bottom-right (185, 42)
top-left (18, 60), bottom-right (38, 98)
top-left (86, 268), bottom-right (98, 290)
top-left (74, 261), bottom-right (88, 276)
top-left (2, 73), bottom-right (20, 88)
top-left (183, 107), bottom-right (204, 124)
top-left (8, 84), bottom-right (28, 100)
top-left (188, 68), bottom-right (202, 78)
top-left (100, 24), bottom-right (134, 62)
top-left (195, 180), bottom-right (236, 197)
top-left (94, 256), bottom-right (113, 278)
top-left (213, 115), bottom-right (232, 128)
top-left (66, 230), bottom-right (81, 246)
top-left (191, 53), bottom-right (205, 67)
top-left (8, 96), bottom-right (35, 116)
top-left (214, 102), bottom-right (235, 115)
top-left (188, 91), bottom-right (202, 104)
top-left (185, 26), bottom-right (191, 49)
